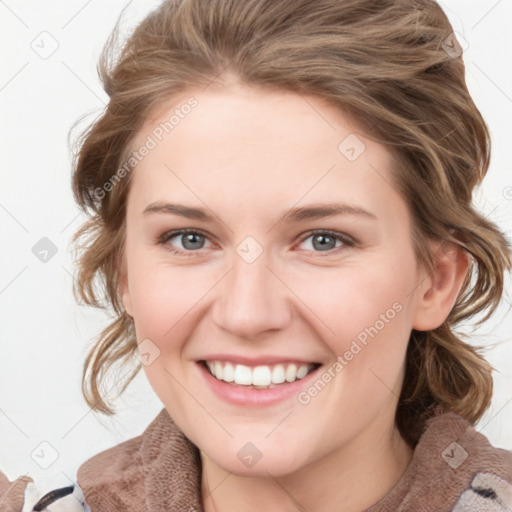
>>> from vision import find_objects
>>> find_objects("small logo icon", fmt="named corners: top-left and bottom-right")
top-left (32, 237), bottom-right (58, 263)
top-left (236, 236), bottom-right (264, 264)
top-left (237, 442), bottom-right (263, 468)
top-left (441, 441), bottom-right (468, 469)
top-left (30, 31), bottom-right (59, 60)
top-left (442, 32), bottom-right (468, 59)
top-left (31, 441), bottom-right (59, 469)
top-left (135, 338), bottom-right (161, 366)
top-left (338, 134), bottom-right (366, 162)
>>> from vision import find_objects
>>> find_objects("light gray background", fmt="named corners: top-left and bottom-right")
top-left (1, 0), bottom-right (511, 487)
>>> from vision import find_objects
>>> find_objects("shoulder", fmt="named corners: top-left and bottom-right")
top-left (75, 425), bottom-right (147, 511)
top-left (76, 407), bottom-right (179, 488)
top-left (441, 413), bottom-right (512, 511)
top-left (421, 412), bottom-right (512, 480)
top-left (371, 411), bottom-right (512, 511)
top-left (428, 412), bottom-right (511, 510)
top-left (76, 408), bottom-right (202, 511)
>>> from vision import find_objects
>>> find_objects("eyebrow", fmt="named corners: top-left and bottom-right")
top-left (143, 202), bottom-right (377, 223)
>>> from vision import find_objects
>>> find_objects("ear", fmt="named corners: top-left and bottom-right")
top-left (119, 256), bottom-right (133, 317)
top-left (412, 239), bottom-right (470, 331)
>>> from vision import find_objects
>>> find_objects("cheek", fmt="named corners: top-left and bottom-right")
top-left (127, 260), bottom-right (222, 357)
top-left (291, 258), bottom-right (417, 345)
top-left (126, 264), bottom-right (210, 411)
top-left (289, 255), bottom-right (418, 401)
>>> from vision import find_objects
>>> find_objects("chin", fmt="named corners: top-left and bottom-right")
top-left (201, 437), bottom-right (311, 478)
top-left (222, 456), bottom-right (302, 478)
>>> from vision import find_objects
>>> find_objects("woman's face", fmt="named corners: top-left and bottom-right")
top-left (121, 83), bottom-right (432, 476)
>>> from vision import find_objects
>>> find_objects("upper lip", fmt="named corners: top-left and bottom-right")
top-left (198, 354), bottom-right (322, 366)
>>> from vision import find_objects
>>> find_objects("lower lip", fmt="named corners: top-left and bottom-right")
top-left (197, 361), bottom-right (321, 407)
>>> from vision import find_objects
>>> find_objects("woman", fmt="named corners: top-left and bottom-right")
top-left (1, 0), bottom-right (511, 510)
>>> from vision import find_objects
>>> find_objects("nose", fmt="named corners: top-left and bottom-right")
top-left (211, 250), bottom-right (292, 341)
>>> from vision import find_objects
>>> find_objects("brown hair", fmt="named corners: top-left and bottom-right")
top-left (71, 0), bottom-right (511, 445)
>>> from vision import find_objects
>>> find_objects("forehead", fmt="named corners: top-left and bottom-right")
top-left (127, 85), bottom-right (404, 223)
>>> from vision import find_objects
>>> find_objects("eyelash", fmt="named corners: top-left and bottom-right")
top-left (157, 228), bottom-right (356, 258)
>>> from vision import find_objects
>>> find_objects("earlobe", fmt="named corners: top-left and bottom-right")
top-left (122, 287), bottom-right (134, 317)
top-left (412, 240), bottom-right (470, 331)
top-left (119, 261), bottom-right (133, 317)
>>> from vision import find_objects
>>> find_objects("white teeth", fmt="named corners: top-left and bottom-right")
top-left (223, 362), bottom-right (235, 382)
top-left (253, 366), bottom-right (272, 386)
top-left (271, 364), bottom-right (286, 384)
top-left (296, 364), bottom-right (308, 379)
top-left (205, 361), bottom-right (315, 387)
top-left (214, 361), bottom-right (223, 380)
top-left (234, 364), bottom-right (253, 385)
top-left (285, 363), bottom-right (297, 382)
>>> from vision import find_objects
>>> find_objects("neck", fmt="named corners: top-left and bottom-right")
top-left (201, 421), bottom-right (413, 512)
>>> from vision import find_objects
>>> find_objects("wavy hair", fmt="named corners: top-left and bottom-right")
top-left (71, 0), bottom-right (511, 445)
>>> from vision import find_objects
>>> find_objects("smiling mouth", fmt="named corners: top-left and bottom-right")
top-left (200, 360), bottom-right (321, 389)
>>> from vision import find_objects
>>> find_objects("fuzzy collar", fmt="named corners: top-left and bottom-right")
top-left (76, 410), bottom-right (512, 511)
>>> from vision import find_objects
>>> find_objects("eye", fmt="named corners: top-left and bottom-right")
top-left (158, 228), bottom-right (355, 257)
top-left (158, 229), bottom-right (213, 256)
top-left (296, 230), bottom-right (355, 255)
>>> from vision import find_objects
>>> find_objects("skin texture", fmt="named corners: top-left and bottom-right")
top-left (121, 82), bottom-right (469, 512)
